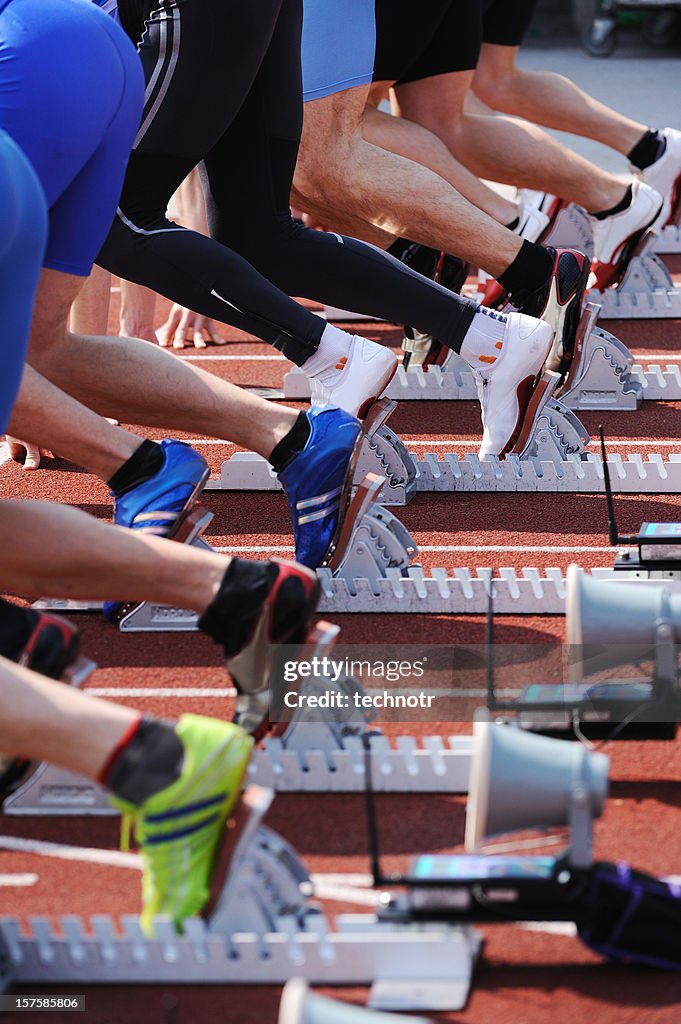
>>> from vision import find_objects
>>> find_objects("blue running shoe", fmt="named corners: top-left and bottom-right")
top-left (104, 440), bottom-right (209, 621)
top-left (277, 403), bottom-right (397, 569)
top-left (279, 406), bottom-right (362, 569)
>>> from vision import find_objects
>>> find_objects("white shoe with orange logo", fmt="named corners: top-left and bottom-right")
top-left (304, 332), bottom-right (397, 419)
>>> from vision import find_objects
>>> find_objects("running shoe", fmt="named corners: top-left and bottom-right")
top-left (110, 713), bottom-right (253, 935)
top-left (516, 247), bottom-right (591, 381)
top-left (638, 127), bottom-right (681, 228)
top-left (2, 607), bottom-right (80, 678)
top-left (588, 180), bottom-right (663, 291)
top-left (474, 312), bottom-right (554, 459)
top-left (0, 607), bottom-right (80, 797)
top-left (307, 334), bottom-right (397, 419)
top-left (215, 560), bottom-right (321, 739)
top-left (278, 404), bottom-right (383, 569)
top-left (105, 440), bottom-right (209, 620)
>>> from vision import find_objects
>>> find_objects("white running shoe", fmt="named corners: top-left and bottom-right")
top-left (472, 312), bottom-right (554, 460)
top-left (306, 334), bottom-right (397, 419)
top-left (588, 180), bottom-right (663, 291)
top-left (637, 127), bottom-right (681, 228)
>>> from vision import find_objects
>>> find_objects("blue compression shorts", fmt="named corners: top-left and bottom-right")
top-left (0, 0), bottom-right (143, 276)
top-left (302, 0), bottom-right (376, 101)
top-left (0, 131), bottom-right (47, 435)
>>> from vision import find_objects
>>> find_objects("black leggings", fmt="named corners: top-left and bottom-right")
top-left (98, 0), bottom-right (477, 366)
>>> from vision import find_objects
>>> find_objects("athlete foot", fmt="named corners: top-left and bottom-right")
top-left (302, 327), bottom-right (397, 418)
top-left (198, 557), bottom-right (320, 739)
top-left (513, 247), bottom-right (590, 381)
top-left (463, 311), bottom-right (554, 460)
top-left (638, 127), bottom-right (681, 228)
top-left (588, 180), bottom-right (663, 291)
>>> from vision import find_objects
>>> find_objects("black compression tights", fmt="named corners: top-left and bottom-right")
top-left (98, 0), bottom-right (477, 365)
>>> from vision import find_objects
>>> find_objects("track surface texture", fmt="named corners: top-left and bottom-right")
top-left (2, 257), bottom-right (681, 1020)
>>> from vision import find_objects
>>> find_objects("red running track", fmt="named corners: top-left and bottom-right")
top-left (1, 263), bottom-right (681, 1023)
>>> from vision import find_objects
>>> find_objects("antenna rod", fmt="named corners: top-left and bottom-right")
top-left (599, 425), bottom-right (620, 547)
top-left (486, 591), bottom-right (496, 711)
top-left (362, 734), bottom-right (384, 887)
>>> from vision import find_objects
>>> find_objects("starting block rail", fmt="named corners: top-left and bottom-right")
top-left (212, 451), bottom-right (681, 500)
top-left (655, 222), bottom-right (681, 254)
top-left (2, 734), bottom-right (474, 814)
top-left (0, 787), bottom-right (480, 1009)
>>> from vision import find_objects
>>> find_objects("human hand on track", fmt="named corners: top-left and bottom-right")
top-left (5, 435), bottom-right (53, 471)
top-left (156, 304), bottom-right (227, 350)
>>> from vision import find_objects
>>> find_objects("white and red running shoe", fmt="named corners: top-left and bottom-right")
top-left (306, 333), bottom-right (397, 419)
top-left (588, 180), bottom-right (663, 291)
top-left (638, 127), bottom-right (681, 228)
top-left (473, 311), bottom-right (554, 460)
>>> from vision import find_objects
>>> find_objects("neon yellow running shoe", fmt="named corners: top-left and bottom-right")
top-left (110, 714), bottom-right (253, 934)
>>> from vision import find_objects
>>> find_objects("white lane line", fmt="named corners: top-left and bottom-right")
top-left (87, 686), bottom-right (517, 699)
top-left (142, 437), bottom-right (681, 449)
top-left (209, 544), bottom-right (615, 554)
top-left (0, 836), bottom-right (141, 870)
top-left (0, 873), bottom-right (38, 887)
top-left (180, 354), bottom-right (286, 362)
top-left (88, 687), bottom-right (236, 698)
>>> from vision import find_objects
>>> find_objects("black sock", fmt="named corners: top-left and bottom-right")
top-left (103, 717), bottom-right (184, 805)
top-left (107, 440), bottom-right (165, 495)
top-left (0, 598), bottom-right (32, 660)
top-left (198, 558), bottom-right (279, 656)
top-left (628, 129), bottom-right (666, 170)
top-left (268, 412), bottom-right (311, 473)
top-left (505, 216), bottom-right (520, 231)
top-left (591, 185), bottom-right (633, 220)
top-left (497, 240), bottom-right (554, 298)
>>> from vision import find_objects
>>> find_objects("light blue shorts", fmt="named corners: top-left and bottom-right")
top-left (302, 0), bottom-right (376, 102)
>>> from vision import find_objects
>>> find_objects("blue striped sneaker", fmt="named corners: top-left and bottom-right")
top-left (104, 440), bottom-right (209, 620)
top-left (278, 406), bottom-right (364, 569)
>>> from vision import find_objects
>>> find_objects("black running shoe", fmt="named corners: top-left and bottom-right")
top-left (513, 247), bottom-right (591, 381)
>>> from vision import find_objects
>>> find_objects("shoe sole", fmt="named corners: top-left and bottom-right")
top-left (509, 370), bottom-right (561, 458)
top-left (556, 301), bottom-right (601, 399)
top-left (356, 360), bottom-right (399, 420)
top-left (546, 253), bottom-right (591, 380)
top-left (267, 620), bottom-right (340, 740)
top-left (592, 205), bottom-right (663, 291)
top-left (319, 398), bottom-right (395, 568)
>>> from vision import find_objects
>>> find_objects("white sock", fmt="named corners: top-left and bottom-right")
top-left (460, 307), bottom-right (508, 369)
top-left (301, 323), bottom-right (351, 378)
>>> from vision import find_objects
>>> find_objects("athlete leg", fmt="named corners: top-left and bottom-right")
top-left (0, 499), bottom-right (228, 611)
top-left (394, 70), bottom-right (630, 214)
top-left (293, 85), bottom-right (520, 276)
top-left (472, 43), bottom-right (646, 157)
top-left (0, 133), bottom-right (47, 438)
top-left (205, 0), bottom-right (480, 352)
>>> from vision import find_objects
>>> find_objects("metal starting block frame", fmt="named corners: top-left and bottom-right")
top-left (588, 232), bottom-right (681, 319)
top-left (655, 222), bottom-right (681, 254)
top-left (0, 787), bottom-right (480, 1010)
top-left (2, 658), bottom-right (474, 815)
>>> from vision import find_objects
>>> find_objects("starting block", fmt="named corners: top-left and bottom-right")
top-left (588, 231), bottom-right (681, 319)
top-left (2, 650), bottom-right (474, 815)
top-left (0, 786), bottom-right (481, 1010)
top-left (655, 221), bottom-right (681, 255)
top-left (285, 303), bottom-right (646, 411)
